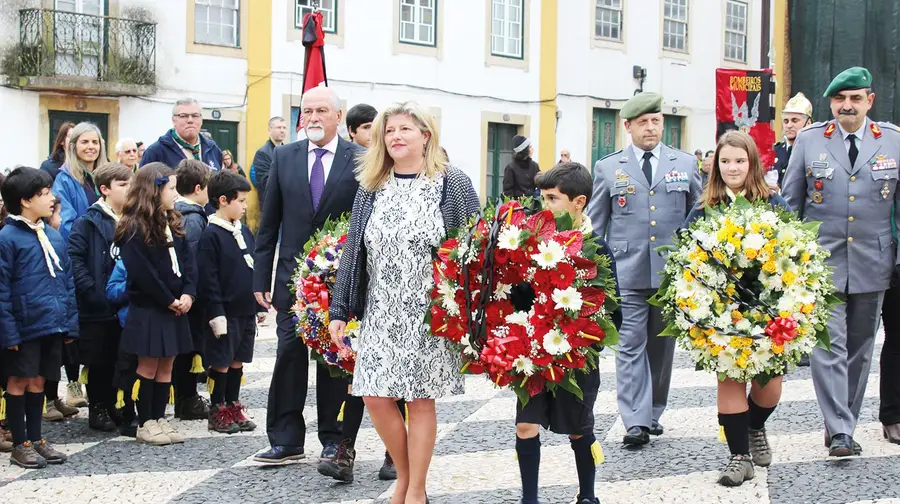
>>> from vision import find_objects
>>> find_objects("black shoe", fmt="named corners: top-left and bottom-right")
top-left (828, 434), bottom-right (857, 457)
top-left (649, 422), bottom-right (664, 436)
top-left (107, 406), bottom-right (125, 426)
top-left (119, 423), bottom-right (137, 438)
top-left (623, 426), bottom-right (650, 446)
top-left (178, 395), bottom-right (209, 421)
top-left (320, 441), bottom-right (339, 461)
top-left (317, 439), bottom-right (355, 482)
top-left (576, 496), bottom-right (600, 504)
top-left (88, 406), bottom-right (117, 432)
top-left (797, 354), bottom-right (811, 367)
top-left (379, 450), bottom-right (397, 480)
top-left (824, 431), bottom-right (862, 454)
top-left (253, 445), bottom-right (306, 465)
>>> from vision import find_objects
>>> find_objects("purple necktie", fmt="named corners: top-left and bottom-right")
top-left (310, 148), bottom-right (327, 211)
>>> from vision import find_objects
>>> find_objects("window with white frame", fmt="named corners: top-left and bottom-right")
top-left (296, 0), bottom-right (336, 34)
top-left (724, 0), bottom-right (748, 62)
top-left (491, 0), bottom-right (523, 58)
top-left (194, 0), bottom-right (239, 47)
top-left (400, 0), bottom-right (436, 46)
top-left (662, 0), bottom-right (688, 52)
top-left (595, 0), bottom-right (623, 41)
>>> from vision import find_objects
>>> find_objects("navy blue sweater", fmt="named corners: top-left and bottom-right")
top-left (175, 199), bottom-right (208, 259)
top-left (117, 227), bottom-right (196, 310)
top-left (198, 223), bottom-right (264, 319)
top-left (140, 131), bottom-right (223, 172)
top-left (0, 217), bottom-right (79, 347)
top-left (68, 204), bottom-right (119, 322)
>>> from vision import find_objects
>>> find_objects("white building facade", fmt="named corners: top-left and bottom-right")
top-left (0, 0), bottom-right (763, 203)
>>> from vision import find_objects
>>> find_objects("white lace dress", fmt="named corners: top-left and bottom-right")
top-left (351, 172), bottom-right (465, 400)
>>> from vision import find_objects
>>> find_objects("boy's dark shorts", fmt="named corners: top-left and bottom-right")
top-left (1, 334), bottom-right (65, 381)
top-left (205, 315), bottom-right (256, 369)
top-left (515, 365), bottom-right (600, 435)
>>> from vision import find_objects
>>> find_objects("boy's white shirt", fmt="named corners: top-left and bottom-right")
top-left (8, 215), bottom-right (62, 277)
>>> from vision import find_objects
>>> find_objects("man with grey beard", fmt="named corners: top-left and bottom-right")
top-left (252, 85), bottom-right (364, 465)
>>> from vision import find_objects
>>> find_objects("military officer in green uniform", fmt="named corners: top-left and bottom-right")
top-left (773, 92), bottom-right (813, 187)
top-left (588, 92), bottom-right (702, 447)
top-left (782, 67), bottom-right (900, 456)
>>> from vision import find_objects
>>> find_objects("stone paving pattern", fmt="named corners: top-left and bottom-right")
top-left (2, 321), bottom-right (899, 504)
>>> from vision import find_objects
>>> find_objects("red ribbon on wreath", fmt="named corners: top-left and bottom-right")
top-left (481, 336), bottom-right (518, 373)
top-left (765, 316), bottom-right (798, 346)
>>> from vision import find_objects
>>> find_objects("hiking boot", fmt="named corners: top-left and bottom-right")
top-left (89, 406), bottom-right (117, 432)
top-left (208, 404), bottom-right (239, 434)
top-left (717, 454), bottom-right (754, 487)
top-left (136, 420), bottom-right (171, 446)
top-left (10, 441), bottom-right (47, 469)
top-left (54, 399), bottom-right (79, 417)
top-left (229, 401), bottom-right (256, 432)
top-left (378, 450), bottom-right (397, 480)
top-left (749, 427), bottom-right (772, 467)
top-left (157, 418), bottom-right (185, 444)
top-left (42, 400), bottom-right (64, 422)
top-left (66, 382), bottom-right (88, 408)
top-left (0, 428), bottom-right (12, 453)
top-left (32, 439), bottom-right (66, 464)
top-left (177, 395), bottom-right (209, 420)
top-left (317, 439), bottom-right (356, 482)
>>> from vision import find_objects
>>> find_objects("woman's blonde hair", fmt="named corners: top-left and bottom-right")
top-left (356, 101), bottom-right (448, 191)
top-left (699, 130), bottom-right (771, 208)
top-left (65, 122), bottom-right (108, 185)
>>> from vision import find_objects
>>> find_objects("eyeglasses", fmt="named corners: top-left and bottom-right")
top-left (174, 113), bottom-right (202, 120)
top-left (121, 149), bottom-right (138, 154)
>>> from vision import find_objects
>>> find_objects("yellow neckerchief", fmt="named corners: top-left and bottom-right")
top-left (725, 187), bottom-right (747, 202)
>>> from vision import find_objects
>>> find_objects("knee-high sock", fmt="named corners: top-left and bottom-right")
top-left (44, 380), bottom-right (59, 400)
top-left (173, 354), bottom-right (195, 400)
top-left (341, 396), bottom-right (366, 446)
top-left (208, 370), bottom-right (227, 406)
top-left (748, 395), bottom-right (776, 430)
top-left (152, 381), bottom-right (170, 420)
top-left (64, 362), bottom-right (80, 383)
top-left (5, 393), bottom-right (26, 445)
top-left (719, 411), bottom-right (750, 455)
top-left (516, 435), bottom-right (541, 504)
top-left (136, 376), bottom-right (155, 426)
top-left (570, 434), bottom-right (597, 500)
top-left (24, 392), bottom-right (44, 442)
top-left (225, 367), bottom-right (243, 404)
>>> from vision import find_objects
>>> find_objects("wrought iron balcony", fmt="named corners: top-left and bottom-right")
top-left (1, 8), bottom-right (157, 95)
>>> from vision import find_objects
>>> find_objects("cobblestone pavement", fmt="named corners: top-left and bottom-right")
top-left (2, 319), bottom-right (899, 504)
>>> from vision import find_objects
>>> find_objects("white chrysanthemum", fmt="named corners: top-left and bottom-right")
top-left (709, 331), bottom-right (731, 347)
top-left (494, 282), bottom-right (512, 300)
top-left (498, 225), bottom-right (522, 250)
top-left (760, 211), bottom-right (779, 226)
top-left (793, 288), bottom-right (816, 305)
top-left (542, 329), bottom-right (572, 356)
top-left (505, 311), bottom-right (530, 326)
top-left (512, 356), bottom-right (535, 376)
top-left (533, 240), bottom-right (566, 269)
top-left (777, 293), bottom-right (797, 313)
top-left (552, 287), bottom-right (583, 312)
top-left (674, 278), bottom-right (699, 297)
top-left (313, 254), bottom-right (330, 270)
top-left (735, 318), bottom-right (752, 333)
top-left (742, 233), bottom-right (766, 251)
top-left (689, 304), bottom-right (711, 321)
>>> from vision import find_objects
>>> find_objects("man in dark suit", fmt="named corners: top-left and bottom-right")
top-left (772, 92), bottom-right (813, 187)
top-left (252, 86), bottom-right (363, 464)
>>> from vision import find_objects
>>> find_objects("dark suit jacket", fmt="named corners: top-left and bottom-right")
top-left (773, 141), bottom-right (790, 185)
top-left (253, 137), bottom-right (363, 311)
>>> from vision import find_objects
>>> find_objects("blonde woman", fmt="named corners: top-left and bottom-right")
top-left (329, 102), bottom-right (479, 504)
top-left (52, 122), bottom-right (107, 241)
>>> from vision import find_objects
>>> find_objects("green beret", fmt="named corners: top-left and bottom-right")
top-left (823, 67), bottom-right (873, 98)
top-left (621, 92), bottom-right (663, 121)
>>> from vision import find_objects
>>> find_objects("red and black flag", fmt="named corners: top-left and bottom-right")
top-left (296, 10), bottom-right (328, 132)
top-left (715, 68), bottom-right (776, 168)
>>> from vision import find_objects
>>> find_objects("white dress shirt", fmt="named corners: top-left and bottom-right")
top-left (632, 142), bottom-right (662, 180)
top-left (839, 120), bottom-right (867, 153)
top-left (307, 135), bottom-right (339, 182)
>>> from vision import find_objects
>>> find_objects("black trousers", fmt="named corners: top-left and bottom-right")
top-left (881, 283), bottom-right (900, 425)
top-left (266, 311), bottom-right (347, 447)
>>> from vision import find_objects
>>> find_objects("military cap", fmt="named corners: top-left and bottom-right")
top-left (783, 92), bottom-right (813, 117)
top-left (823, 67), bottom-right (873, 98)
top-left (621, 92), bottom-right (663, 121)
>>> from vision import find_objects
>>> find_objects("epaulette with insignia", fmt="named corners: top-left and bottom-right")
top-left (824, 122), bottom-right (837, 138)
top-left (877, 121), bottom-right (900, 133)
top-left (871, 122), bottom-right (882, 139)
top-left (598, 149), bottom-right (623, 162)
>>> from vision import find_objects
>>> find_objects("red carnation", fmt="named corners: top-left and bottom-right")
top-left (549, 263), bottom-right (576, 289)
top-left (494, 247), bottom-right (510, 264)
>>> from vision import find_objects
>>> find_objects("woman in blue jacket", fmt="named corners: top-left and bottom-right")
top-left (52, 122), bottom-right (108, 241)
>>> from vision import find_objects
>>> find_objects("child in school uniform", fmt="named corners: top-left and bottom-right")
top-left (68, 163), bottom-right (133, 432)
top-left (515, 162), bottom-right (623, 504)
top-left (0, 173), bottom-right (10, 453)
top-left (115, 162), bottom-right (196, 446)
top-left (106, 258), bottom-right (139, 437)
top-left (0, 167), bottom-right (79, 468)
top-left (199, 171), bottom-right (264, 433)
top-left (172, 159), bottom-right (211, 421)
